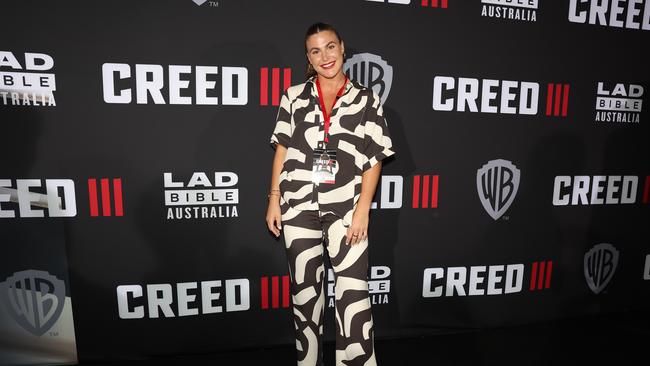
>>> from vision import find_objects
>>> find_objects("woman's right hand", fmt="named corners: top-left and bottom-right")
top-left (266, 198), bottom-right (282, 237)
top-left (267, 144), bottom-right (287, 238)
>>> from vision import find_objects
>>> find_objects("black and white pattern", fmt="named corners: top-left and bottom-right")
top-left (270, 76), bottom-right (395, 225)
top-left (282, 206), bottom-right (376, 366)
top-left (271, 77), bottom-right (394, 365)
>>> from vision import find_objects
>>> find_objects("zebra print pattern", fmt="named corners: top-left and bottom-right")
top-left (282, 205), bottom-right (376, 366)
top-left (270, 76), bottom-right (395, 226)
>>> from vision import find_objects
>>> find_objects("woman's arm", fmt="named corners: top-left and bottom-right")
top-left (266, 144), bottom-right (287, 237)
top-left (347, 161), bottom-right (382, 245)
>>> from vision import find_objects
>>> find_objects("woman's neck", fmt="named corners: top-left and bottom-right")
top-left (317, 71), bottom-right (346, 92)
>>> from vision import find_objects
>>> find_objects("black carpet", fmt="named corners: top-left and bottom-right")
top-left (77, 309), bottom-right (648, 365)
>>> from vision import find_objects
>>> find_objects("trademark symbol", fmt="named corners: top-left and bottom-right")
top-left (501, 215), bottom-right (510, 221)
top-left (209, 1), bottom-right (219, 6)
top-left (49, 331), bottom-right (59, 337)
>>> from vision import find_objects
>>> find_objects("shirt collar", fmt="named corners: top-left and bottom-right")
top-left (308, 75), bottom-right (355, 100)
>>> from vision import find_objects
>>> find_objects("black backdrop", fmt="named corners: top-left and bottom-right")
top-left (2, 0), bottom-right (649, 363)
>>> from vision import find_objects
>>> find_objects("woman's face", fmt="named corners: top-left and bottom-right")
top-left (305, 30), bottom-right (345, 79)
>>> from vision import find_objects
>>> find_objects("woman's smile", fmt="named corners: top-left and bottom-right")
top-left (320, 61), bottom-right (336, 69)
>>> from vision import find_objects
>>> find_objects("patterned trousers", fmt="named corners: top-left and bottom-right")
top-left (281, 205), bottom-right (377, 366)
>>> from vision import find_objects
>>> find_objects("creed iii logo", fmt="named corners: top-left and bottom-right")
top-left (476, 159), bottom-right (520, 220)
top-left (1, 270), bottom-right (66, 336)
top-left (584, 243), bottom-right (619, 294)
top-left (344, 53), bottom-right (393, 104)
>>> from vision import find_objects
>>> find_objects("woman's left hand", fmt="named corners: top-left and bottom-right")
top-left (346, 209), bottom-right (369, 245)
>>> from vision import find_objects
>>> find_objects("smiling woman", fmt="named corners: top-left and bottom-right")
top-left (265, 22), bottom-right (395, 366)
top-left (304, 23), bottom-right (345, 80)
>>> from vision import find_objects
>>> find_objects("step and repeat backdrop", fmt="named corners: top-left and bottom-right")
top-left (2, 0), bottom-right (649, 364)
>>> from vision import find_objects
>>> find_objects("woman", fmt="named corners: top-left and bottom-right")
top-left (266, 22), bottom-right (394, 366)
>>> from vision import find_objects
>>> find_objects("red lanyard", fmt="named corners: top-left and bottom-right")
top-left (315, 75), bottom-right (348, 144)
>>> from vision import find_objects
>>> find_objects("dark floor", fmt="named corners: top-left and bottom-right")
top-left (78, 310), bottom-right (648, 365)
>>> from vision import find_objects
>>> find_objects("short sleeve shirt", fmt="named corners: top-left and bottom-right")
top-left (270, 76), bottom-right (395, 225)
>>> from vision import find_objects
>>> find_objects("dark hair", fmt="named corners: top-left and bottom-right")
top-left (304, 22), bottom-right (344, 80)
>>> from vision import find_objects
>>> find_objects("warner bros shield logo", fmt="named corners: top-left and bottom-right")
top-left (1, 270), bottom-right (66, 336)
top-left (476, 159), bottom-right (521, 220)
top-left (584, 243), bottom-right (619, 294)
top-left (344, 53), bottom-right (393, 104)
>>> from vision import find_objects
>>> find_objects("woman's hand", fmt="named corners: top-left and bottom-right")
top-left (266, 197), bottom-right (282, 237)
top-left (267, 144), bottom-right (287, 238)
top-left (346, 162), bottom-right (380, 245)
top-left (346, 208), bottom-right (369, 245)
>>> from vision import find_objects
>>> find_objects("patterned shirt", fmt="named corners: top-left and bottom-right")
top-left (270, 76), bottom-right (395, 225)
